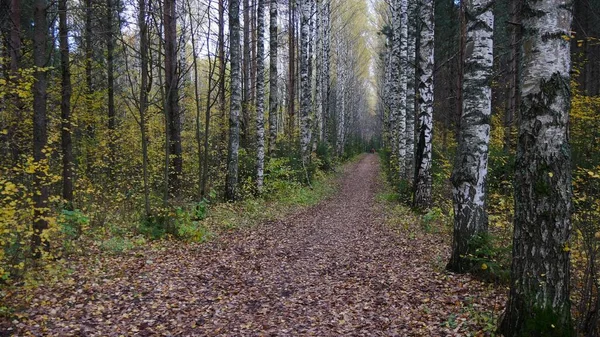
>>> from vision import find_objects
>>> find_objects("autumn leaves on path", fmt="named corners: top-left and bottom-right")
top-left (11, 155), bottom-right (504, 336)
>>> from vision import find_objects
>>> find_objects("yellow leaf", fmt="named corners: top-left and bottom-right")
top-left (481, 263), bottom-right (488, 270)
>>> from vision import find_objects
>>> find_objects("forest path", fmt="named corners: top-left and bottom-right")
top-left (11, 154), bottom-right (504, 336)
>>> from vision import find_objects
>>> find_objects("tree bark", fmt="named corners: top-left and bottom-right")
top-left (499, 1), bottom-right (574, 335)
top-left (413, 0), bottom-right (434, 208)
top-left (226, 0), bottom-right (242, 201)
top-left (268, 0), bottom-right (278, 155)
top-left (448, 0), bottom-right (494, 273)
top-left (299, 0), bottom-right (311, 163)
top-left (256, 0), bottom-right (266, 192)
top-left (405, 0), bottom-right (417, 184)
top-left (59, 0), bottom-right (74, 208)
top-left (164, 0), bottom-right (183, 199)
top-left (242, 0), bottom-right (251, 147)
top-left (138, 0), bottom-right (151, 216)
top-left (32, 0), bottom-right (49, 257)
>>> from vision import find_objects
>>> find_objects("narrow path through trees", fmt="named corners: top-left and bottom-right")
top-left (11, 155), bottom-right (504, 335)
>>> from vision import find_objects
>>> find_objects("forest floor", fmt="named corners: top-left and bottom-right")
top-left (4, 154), bottom-right (506, 336)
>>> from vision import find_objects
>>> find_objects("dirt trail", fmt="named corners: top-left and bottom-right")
top-left (9, 154), bottom-right (504, 336)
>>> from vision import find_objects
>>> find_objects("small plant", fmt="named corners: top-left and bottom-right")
top-left (58, 209), bottom-right (89, 240)
top-left (466, 233), bottom-right (511, 283)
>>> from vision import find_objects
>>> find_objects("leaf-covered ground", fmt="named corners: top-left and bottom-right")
top-left (4, 155), bottom-right (505, 336)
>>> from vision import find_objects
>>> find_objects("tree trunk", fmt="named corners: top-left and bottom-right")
top-left (499, 1), bottom-right (574, 335)
top-left (107, 0), bottom-right (116, 155)
top-left (268, 0), bottom-right (278, 155)
top-left (448, 0), bottom-right (494, 273)
top-left (59, 0), bottom-right (74, 208)
top-left (164, 0), bottom-right (182, 199)
top-left (242, 0), bottom-right (250, 147)
top-left (31, 0), bottom-right (49, 257)
top-left (226, 0), bottom-right (242, 201)
top-left (321, 0), bottom-right (330, 144)
top-left (139, 0), bottom-right (151, 216)
top-left (405, 0), bottom-right (417, 184)
top-left (287, 0), bottom-right (296, 135)
top-left (398, 0), bottom-right (408, 178)
top-left (299, 0), bottom-right (311, 163)
top-left (503, 0), bottom-right (521, 153)
top-left (413, 0), bottom-right (434, 208)
top-left (388, 0), bottom-right (401, 176)
top-left (256, 0), bottom-right (266, 192)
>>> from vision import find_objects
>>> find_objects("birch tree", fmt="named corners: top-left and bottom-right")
top-left (226, 0), bottom-right (242, 201)
top-left (448, 0), bottom-right (494, 273)
top-left (388, 0), bottom-right (401, 173)
top-left (268, 0), bottom-right (278, 155)
top-left (499, 1), bottom-right (574, 335)
top-left (256, 0), bottom-right (266, 192)
top-left (322, 0), bottom-right (331, 144)
top-left (300, 0), bottom-right (312, 162)
top-left (398, 0), bottom-right (408, 177)
top-left (404, 0), bottom-right (417, 184)
top-left (413, 0), bottom-right (434, 208)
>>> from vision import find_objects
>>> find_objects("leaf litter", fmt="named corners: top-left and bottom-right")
top-left (3, 155), bottom-right (505, 336)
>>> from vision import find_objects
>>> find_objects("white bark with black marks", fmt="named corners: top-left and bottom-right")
top-left (413, 0), bottom-right (434, 208)
top-left (268, 0), bottom-right (278, 155)
top-left (226, 0), bottom-right (242, 201)
top-left (256, 0), bottom-right (266, 192)
top-left (448, 0), bottom-right (494, 273)
top-left (499, 1), bottom-right (574, 335)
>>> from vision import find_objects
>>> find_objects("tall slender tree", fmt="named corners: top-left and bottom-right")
top-left (242, 0), bottom-right (251, 146)
top-left (300, 0), bottom-right (311, 162)
top-left (226, 0), bottom-right (242, 201)
top-left (398, 0), bottom-right (408, 177)
top-left (256, 0), bottom-right (266, 192)
top-left (138, 0), bottom-right (151, 216)
top-left (164, 0), bottom-right (183, 199)
top-left (59, 0), bottom-right (74, 208)
top-left (31, 0), bottom-right (49, 257)
top-left (405, 0), bottom-right (417, 184)
top-left (268, 0), bottom-right (278, 154)
top-left (413, 0), bottom-right (434, 208)
top-left (499, 1), bottom-right (574, 335)
top-left (321, 0), bottom-right (331, 144)
top-left (448, 0), bottom-right (494, 273)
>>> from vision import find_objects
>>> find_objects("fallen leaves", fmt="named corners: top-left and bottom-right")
top-left (2, 155), bottom-right (505, 336)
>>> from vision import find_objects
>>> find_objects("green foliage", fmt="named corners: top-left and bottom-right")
top-left (58, 209), bottom-right (89, 241)
top-left (521, 305), bottom-right (573, 337)
top-left (465, 233), bottom-right (511, 284)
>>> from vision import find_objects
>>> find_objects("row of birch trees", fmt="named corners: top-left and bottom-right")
top-left (377, 0), bottom-right (574, 335)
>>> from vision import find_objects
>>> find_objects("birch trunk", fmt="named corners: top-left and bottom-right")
top-left (268, 0), bottom-right (278, 155)
top-left (300, 0), bottom-right (311, 163)
top-left (405, 0), bottom-right (417, 184)
top-left (226, 0), bottom-right (242, 201)
top-left (398, 0), bottom-right (408, 178)
top-left (499, 1), bottom-right (574, 335)
top-left (448, 0), bottom-right (494, 273)
top-left (314, 0), bottom-right (323, 142)
top-left (256, 0), bottom-right (266, 192)
top-left (413, 0), bottom-right (434, 208)
top-left (322, 0), bottom-right (331, 145)
top-left (388, 0), bottom-right (401, 173)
